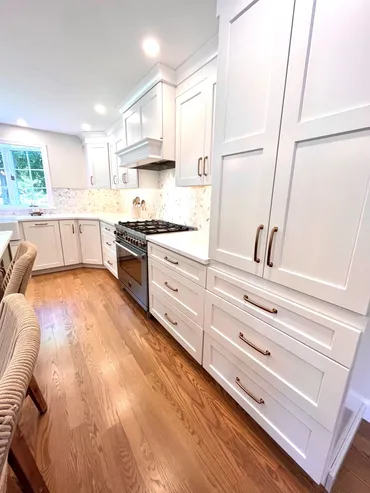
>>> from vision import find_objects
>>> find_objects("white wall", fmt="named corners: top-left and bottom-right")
top-left (0, 123), bottom-right (86, 189)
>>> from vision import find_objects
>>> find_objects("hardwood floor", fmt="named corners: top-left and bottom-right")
top-left (17, 268), bottom-right (370, 493)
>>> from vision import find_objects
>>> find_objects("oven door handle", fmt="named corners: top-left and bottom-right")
top-left (114, 241), bottom-right (140, 258)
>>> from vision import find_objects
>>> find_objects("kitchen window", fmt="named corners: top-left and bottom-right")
top-left (0, 142), bottom-right (52, 207)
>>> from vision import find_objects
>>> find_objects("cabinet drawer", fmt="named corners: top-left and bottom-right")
top-left (103, 245), bottom-right (117, 278)
top-left (101, 230), bottom-right (115, 254)
top-left (205, 292), bottom-right (349, 431)
top-left (148, 243), bottom-right (206, 287)
top-left (203, 334), bottom-right (331, 484)
top-left (100, 222), bottom-right (115, 237)
top-left (149, 289), bottom-right (204, 364)
top-left (207, 267), bottom-right (360, 368)
top-left (148, 258), bottom-right (205, 326)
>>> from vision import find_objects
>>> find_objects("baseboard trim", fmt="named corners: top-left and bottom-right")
top-left (32, 263), bottom-right (106, 276)
top-left (362, 399), bottom-right (370, 422)
top-left (324, 403), bottom-right (366, 492)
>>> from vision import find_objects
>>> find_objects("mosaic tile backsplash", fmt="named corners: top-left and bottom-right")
top-left (0, 170), bottom-right (212, 230)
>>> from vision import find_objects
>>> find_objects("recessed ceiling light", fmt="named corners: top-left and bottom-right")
top-left (81, 123), bottom-right (92, 131)
top-left (142, 38), bottom-right (160, 57)
top-left (94, 104), bottom-right (106, 114)
top-left (17, 118), bottom-right (28, 127)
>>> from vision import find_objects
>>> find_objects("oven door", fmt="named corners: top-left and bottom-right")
top-left (115, 240), bottom-right (148, 310)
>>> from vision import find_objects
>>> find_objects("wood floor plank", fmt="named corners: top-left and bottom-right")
top-left (17, 268), bottom-right (370, 493)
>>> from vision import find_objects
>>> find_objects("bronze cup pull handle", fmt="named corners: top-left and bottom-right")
top-left (235, 377), bottom-right (265, 405)
top-left (254, 224), bottom-right (264, 263)
top-left (267, 227), bottom-right (278, 267)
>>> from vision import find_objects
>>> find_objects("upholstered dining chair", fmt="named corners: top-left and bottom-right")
top-left (0, 294), bottom-right (49, 493)
top-left (0, 241), bottom-right (47, 415)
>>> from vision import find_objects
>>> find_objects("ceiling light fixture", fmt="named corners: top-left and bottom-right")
top-left (142, 37), bottom-right (160, 57)
top-left (17, 118), bottom-right (28, 127)
top-left (94, 104), bottom-right (106, 114)
top-left (81, 123), bottom-right (92, 131)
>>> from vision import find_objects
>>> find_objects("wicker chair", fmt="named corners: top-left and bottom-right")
top-left (0, 294), bottom-right (49, 493)
top-left (0, 241), bottom-right (47, 415)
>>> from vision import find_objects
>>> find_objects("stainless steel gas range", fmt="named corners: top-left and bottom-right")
top-left (114, 220), bottom-right (194, 311)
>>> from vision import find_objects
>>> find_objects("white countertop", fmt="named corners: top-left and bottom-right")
top-left (148, 230), bottom-right (210, 265)
top-left (0, 213), bottom-right (131, 227)
top-left (0, 231), bottom-right (13, 258)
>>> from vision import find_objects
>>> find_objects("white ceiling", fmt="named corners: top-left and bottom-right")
top-left (0, 0), bottom-right (218, 136)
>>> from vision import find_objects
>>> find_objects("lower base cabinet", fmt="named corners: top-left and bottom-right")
top-left (22, 220), bottom-right (64, 271)
top-left (203, 333), bottom-right (332, 483)
top-left (60, 220), bottom-right (81, 265)
top-left (78, 220), bottom-right (102, 265)
top-left (150, 289), bottom-right (204, 363)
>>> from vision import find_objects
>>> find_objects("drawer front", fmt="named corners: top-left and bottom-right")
top-left (203, 334), bottom-right (331, 483)
top-left (148, 243), bottom-right (207, 287)
top-left (103, 245), bottom-right (118, 278)
top-left (149, 258), bottom-right (205, 326)
top-left (207, 267), bottom-right (360, 368)
top-left (205, 291), bottom-right (349, 431)
top-left (100, 222), bottom-right (115, 237)
top-left (149, 289), bottom-right (204, 363)
top-left (101, 230), bottom-right (115, 254)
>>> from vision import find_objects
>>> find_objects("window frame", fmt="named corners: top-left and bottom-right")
top-left (0, 139), bottom-right (53, 209)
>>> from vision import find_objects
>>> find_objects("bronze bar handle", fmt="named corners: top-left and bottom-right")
top-left (79, 224), bottom-right (82, 234)
top-left (113, 175), bottom-right (117, 185)
top-left (239, 332), bottom-right (271, 356)
top-left (107, 260), bottom-right (113, 266)
top-left (198, 157), bottom-right (203, 177)
top-left (243, 295), bottom-right (277, 314)
top-left (164, 313), bottom-right (178, 326)
top-left (122, 173), bottom-right (127, 184)
top-left (203, 156), bottom-right (208, 176)
top-left (253, 224), bottom-right (264, 263)
top-left (34, 223), bottom-right (48, 226)
top-left (267, 226), bottom-right (278, 267)
top-left (235, 377), bottom-right (264, 405)
top-left (164, 256), bottom-right (179, 265)
top-left (90, 175), bottom-right (94, 186)
top-left (72, 224), bottom-right (75, 234)
top-left (164, 281), bottom-right (178, 292)
top-left (106, 241), bottom-right (112, 247)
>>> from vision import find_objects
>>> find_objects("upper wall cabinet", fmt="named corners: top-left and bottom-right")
top-left (176, 75), bottom-right (216, 187)
top-left (210, 0), bottom-right (294, 276)
top-left (108, 128), bottom-right (138, 190)
top-left (84, 138), bottom-right (111, 189)
top-left (210, 0), bottom-right (370, 314)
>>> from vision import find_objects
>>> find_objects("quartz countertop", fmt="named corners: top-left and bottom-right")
top-left (0, 231), bottom-right (13, 258)
top-left (148, 230), bottom-right (210, 265)
top-left (0, 213), bottom-right (133, 227)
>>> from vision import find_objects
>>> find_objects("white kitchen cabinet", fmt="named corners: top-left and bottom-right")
top-left (175, 76), bottom-right (216, 187)
top-left (22, 221), bottom-right (64, 271)
top-left (109, 132), bottom-right (138, 190)
top-left (78, 220), bottom-right (102, 265)
top-left (209, 0), bottom-right (295, 277)
top-left (59, 220), bottom-right (81, 266)
top-left (85, 140), bottom-right (111, 189)
top-left (262, 0), bottom-right (370, 315)
top-left (122, 84), bottom-right (162, 147)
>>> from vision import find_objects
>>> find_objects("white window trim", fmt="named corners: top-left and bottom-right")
top-left (0, 139), bottom-right (54, 209)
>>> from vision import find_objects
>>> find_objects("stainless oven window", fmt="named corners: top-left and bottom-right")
top-left (116, 242), bottom-right (144, 285)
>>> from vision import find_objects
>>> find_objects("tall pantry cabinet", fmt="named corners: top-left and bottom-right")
top-left (207, 0), bottom-right (370, 486)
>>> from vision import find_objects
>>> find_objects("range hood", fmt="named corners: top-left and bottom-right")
top-left (116, 137), bottom-right (175, 171)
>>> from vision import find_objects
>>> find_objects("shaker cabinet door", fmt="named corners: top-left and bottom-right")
top-left (23, 221), bottom-right (64, 271)
top-left (264, 0), bottom-right (370, 314)
top-left (79, 220), bottom-right (102, 265)
top-left (60, 220), bottom-right (80, 266)
top-left (209, 0), bottom-right (295, 277)
top-left (176, 80), bottom-right (208, 187)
